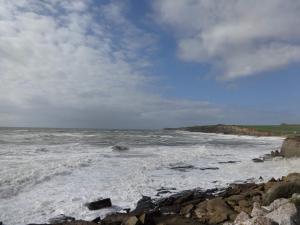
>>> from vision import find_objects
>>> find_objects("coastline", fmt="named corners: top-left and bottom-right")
top-left (24, 172), bottom-right (300, 225)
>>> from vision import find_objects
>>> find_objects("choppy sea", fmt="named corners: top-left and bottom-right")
top-left (1, 128), bottom-right (299, 225)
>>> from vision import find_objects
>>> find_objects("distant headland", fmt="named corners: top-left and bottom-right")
top-left (164, 124), bottom-right (300, 137)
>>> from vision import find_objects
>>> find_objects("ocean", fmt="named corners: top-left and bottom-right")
top-left (0, 127), bottom-right (299, 225)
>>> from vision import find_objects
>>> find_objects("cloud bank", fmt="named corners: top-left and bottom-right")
top-left (0, 0), bottom-right (226, 128)
top-left (153, 0), bottom-right (300, 79)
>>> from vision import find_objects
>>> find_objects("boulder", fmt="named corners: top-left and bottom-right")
top-left (280, 136), bottom-right (300, 158)
top-left (180, 204), bottom-right (194, 217)
top-left (239, 216), bottom-right (278, 225)
top-left (265, 202), bottom-right (299, 225)
top-left (86, 198), bottom-right (112, 210)
top-left (291, 193), bottom-right (300, 206)
top-left (194, 198), bottom-right (237, 224)
top-left (251, 202), bottom-right (265, 217)
top-left (153, 215), bottom-right (205, 225)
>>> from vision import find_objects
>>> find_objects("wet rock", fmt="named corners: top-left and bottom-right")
top-left (199, 167), bottom-right (219, 171)
top-left (48, 214), bottom-right (75, 224)
top-left (131, 196), bottom-right (155, 214)
top-left (86, 198), bottom-right (112, 210)
top-left (169, 164), bottom-right (197, 172)
top-left (263, 182), bottom-right (300, 205)
top-left (112, 145), bottom-right (129, 151)
top-left (59, 221), bottom-right (97, 225)
top-left (218, 161), bottom-right (241, 164)
top-left (252, 158), bottom-right (264, 163)
top-left (91, 217), bottom-right (101, 224)
top-left (265, 202), bottom-right (299, 225)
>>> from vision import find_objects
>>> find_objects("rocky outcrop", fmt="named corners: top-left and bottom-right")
top-left (280, 136), bottom-right (300, 158)
top-left (85, 198), bottom-right (112, 210)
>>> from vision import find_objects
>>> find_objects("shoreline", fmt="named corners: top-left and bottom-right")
top-left (22, 172), bottom-right (300, 225)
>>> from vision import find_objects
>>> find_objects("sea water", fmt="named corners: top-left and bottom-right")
top-left (0, 128), bottom-right (298, 225)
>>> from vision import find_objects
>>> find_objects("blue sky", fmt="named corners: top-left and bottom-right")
top-left (0, 0), bottom-right (299, 128)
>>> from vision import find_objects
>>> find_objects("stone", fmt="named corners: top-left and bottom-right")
top-left (263, 182), bottom-right (300, 205)
top-left (242, 216), bottom-right (278, 225)
top-left (262, 198), bottom-right (290, 212)
top-left (265, 202), bottom-right (298, 225)
top-left (252, 158), bottom-right (264, 163)
top-left (234, 211), bottom-right (250, 224)
top-left (102, 213), bottom-right (129, 225)
top-left (86, 198), bottom-right (112, 210)
top-left (251, 202), bottom-right (265, 217)
top-left (131, 196), bottom-right (155, 214)
top-left (194, 198), bottom-right (237, 224)
top-left (48, 214), bottom-right (75, 224)
top-left (112, 145), bottom-right (129, 151)
top-left (286, 173), bottom-right (300, 182)
top-left (122, 216), bottom-right (138, 225)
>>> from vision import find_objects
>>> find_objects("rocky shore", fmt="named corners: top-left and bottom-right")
top-left (4, 136), bottom-right (300, 225)
top-left (22, 172), bottom-right (300, 225)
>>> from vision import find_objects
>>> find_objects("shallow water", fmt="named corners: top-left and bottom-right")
top-left (0, 128), bottom-right (297, 225)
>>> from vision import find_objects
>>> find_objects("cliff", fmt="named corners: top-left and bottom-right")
top-left (280, 136), bottom-right (300, 157)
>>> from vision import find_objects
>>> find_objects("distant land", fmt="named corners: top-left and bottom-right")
top-left (165, 124), bottom-right (300, 137)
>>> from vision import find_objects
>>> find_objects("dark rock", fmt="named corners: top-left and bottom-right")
top-left (91, 217), bottom-right (101, 224)
top-left (48, 214), bottom-right (75, 224)
top-left (252, 158), bottom-right (264, 163)
top-left (199, 167), bottom-right (219, 171)
top-left (169, 164), bottom-right (196, 172)
top-left (112, 145), bottom-right (129, 151)
top-left (130, 196), bottom-right (155, 214)
top-left (86, 198), bottom-right (112, 210)
top-left (218, 160), bottom-right (241, 164)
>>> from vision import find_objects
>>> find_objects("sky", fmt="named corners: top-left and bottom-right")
top-left (0, 0), bottom-right (300, 129)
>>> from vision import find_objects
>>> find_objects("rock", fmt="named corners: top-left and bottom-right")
top-left (291, 193), bottom-right (300, 206)
top-left (154, 215), bottom-right (204, 225)
top-left (286, 173), bottom-right (300, 182)
top-left (265, 202), bottom-right (299, 225)
top-left (194, 198), bottom-right (237, 224)
top-left (241, 216), bottom-right (278, 225)
top-left (251, 202), bottom-right (265, 217)
top-left (234, 211), bottom-right (250, 224)
top-left (280, 136), bottom-right (300, 158)
top-left (180, 204), bottom-right (194, 217)
top-left (218, 161), bottom-right (241, 164)
top-left (131, 196), bottom-right (155, 214)
top-left (262, 198), bottom-right (290, 212)
top-left (86, 198), bottom-right (112, 210)
top-left (102, 213), bottom-right (129, 225)
top-left (122, 216), bottom-right (138, 225)
top-left (91, 217), bottom-right (101, 224)
top-left (58, 221), bottom-right (97, 225)
top-left (48, 214), bottom-right (75, 224)
top-left (263, 182), bottom-right (300, 205)
top-left (112, 145), bottom-right (129, 151)
top-left (252, 158), bottom-right (264, 163)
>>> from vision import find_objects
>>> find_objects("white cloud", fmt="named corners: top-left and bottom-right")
top-left (153, 0), bottom-right (300, 79)
top-left (0, 0), bottom-right (225, 128)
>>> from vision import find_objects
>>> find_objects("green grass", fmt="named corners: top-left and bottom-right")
top-left (240, 124), bottom-right (300, 136)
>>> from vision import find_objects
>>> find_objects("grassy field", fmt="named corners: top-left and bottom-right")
top-left (240, 124), bottom-right (300, 136)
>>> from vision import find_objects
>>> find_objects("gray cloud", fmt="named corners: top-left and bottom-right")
top-left (0, 0), bottom-right (227, 128)
top-left (153, 0), bottom-right (300, 79)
